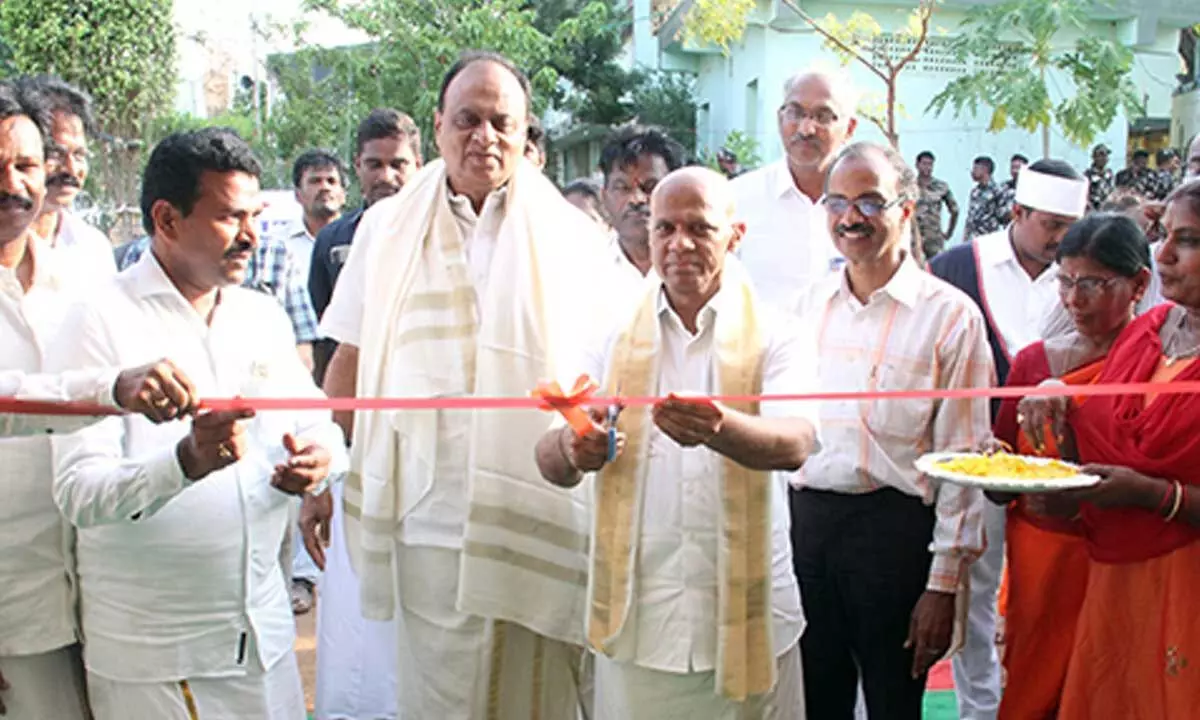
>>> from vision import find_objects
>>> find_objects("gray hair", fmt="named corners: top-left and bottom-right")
top-left (781, 68), bottom-right (860, 119)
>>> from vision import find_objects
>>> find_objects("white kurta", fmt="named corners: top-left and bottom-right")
top-left (47, 252), bottom-right (347, 719)
top-left (573, 284), bottom-right (819, 717)
top-left (0, 244), bottom-right (97, 720)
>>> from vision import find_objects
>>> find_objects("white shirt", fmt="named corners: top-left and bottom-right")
top-left (321, 185), bottom-right (506, 550)
top-left (794, 260), bottom-right (992, 592)
top-left (608, 237), bottom-right (651, 300)
top-left (43, 210), bottom-right (118, 284)
top-left (575, 284), bottom-right (820, 673)
top-left (0, 244), bottom-right (112, 656)
top-left (731, 160), bottom-right (842, 309)
top-left (974, 229), bottom-right (1060, 358)
top-left (47, 252), bottom-right (347, 682)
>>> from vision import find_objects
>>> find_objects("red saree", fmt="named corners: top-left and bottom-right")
top-left (993, 342), bottom-right (1100, 720)
top-left (1058, 305), bottom-right (1200, 719)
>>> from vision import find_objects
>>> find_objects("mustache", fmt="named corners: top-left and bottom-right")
top-left (835, 222), bottom-right (874, 237)
top-left (47, 173), bottom-right (81, 189)
top-left (624, 203), bottom-right (649, 219)
top-left (0, 193), bottom-right (34, 211)
top-left (789, 133), bottom-right (821, 147)
top-left (223, 239), bottom-right (253, 258)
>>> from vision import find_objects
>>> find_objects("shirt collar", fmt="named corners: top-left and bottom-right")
top-left (287, 220), bottom-right (314, 242)
top-left (447, 184), bottom-right (508, 225)
top-left (655, 282), bottom-right (726, 335)
top-left (127, 245), bottom-right (195, 300)
top-left (769, 159), bottom-right (814, 203)
top-left (826, 254), bottom-right (923, 310)
top-left (975, 227), bottom-right (1058, 281)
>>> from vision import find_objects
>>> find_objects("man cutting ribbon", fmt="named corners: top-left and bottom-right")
top-left (536, 166), bottom-right (821, 718)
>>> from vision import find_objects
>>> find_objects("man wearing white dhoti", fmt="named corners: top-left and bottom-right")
top-left (314, 50), bottom-right (612, 719)
top-left (535, 167), bottom-right (820, 719)
top-left (0, 78), bottom-right (200, 720)
top-left (48, 127), bottom-right (347, 720)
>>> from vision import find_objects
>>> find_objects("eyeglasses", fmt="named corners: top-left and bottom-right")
top-left (778, 103), bottom-right (839, 127)
top-left (821, 195), bottom-right (906, 218)
top-left (1056, 275), bottom-right (1123, 298)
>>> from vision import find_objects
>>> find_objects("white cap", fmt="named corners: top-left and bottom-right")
top-left (1013, 167), bottom-right (1088, 218)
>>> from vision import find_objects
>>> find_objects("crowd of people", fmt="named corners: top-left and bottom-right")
top-left (2, 47), bottom-right (1200, 720)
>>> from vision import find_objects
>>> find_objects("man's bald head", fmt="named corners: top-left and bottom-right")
top-left (778, 69), bottom-right (859, 176)
top-left (650, 165), bottom-right (736, 218)
top-left (649, 166), bottom-right (746, 303)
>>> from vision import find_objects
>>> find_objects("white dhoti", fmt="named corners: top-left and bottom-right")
top-left (0, 645), bottom-right (89, 720)
top-left (393, 544), bottom-right (585, 720)
top-left (952, 501), bottom-right (1004, 720)
top-left (593, 642), bottom-right (806, 720)
top-left (316, 481), bottom-right (398, 719)
top-left (87, 645), bottom-right (304, 720)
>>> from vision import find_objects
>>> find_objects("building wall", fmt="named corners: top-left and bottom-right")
top-left (674, 2), bottom-right (1186, 246)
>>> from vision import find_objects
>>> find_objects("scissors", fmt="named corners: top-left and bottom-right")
top-left (605, 388), bottom-right (623, 462)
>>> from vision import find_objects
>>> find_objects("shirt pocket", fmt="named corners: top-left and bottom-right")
top-left (866, 360), bottom-right (934, 444)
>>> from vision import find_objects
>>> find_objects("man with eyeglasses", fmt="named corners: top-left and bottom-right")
top-left (25, 76), bottom-right (116, 282)
top-left (792, 141), bottom-right (991, 719)
top-left (732, 69), bottom-right (858, 309)
top-left (929, 159), bottom-right (1089, 720)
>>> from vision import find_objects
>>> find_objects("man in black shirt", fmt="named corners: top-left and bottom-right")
top-left (308, 108), bottom-right (424, 382)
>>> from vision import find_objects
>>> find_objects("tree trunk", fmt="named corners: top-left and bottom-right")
top-left (886, 78), bottom-right (898, 149)
top-left (1041, 122), bottom-right (1050, 159)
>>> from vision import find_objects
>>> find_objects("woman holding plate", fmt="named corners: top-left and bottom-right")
top-left (991, 212), bottom-right (1152, 720)
top-left (1021, 179), bottom-right (1200, 718)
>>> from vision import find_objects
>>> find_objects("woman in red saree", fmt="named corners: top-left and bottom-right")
top-left (991, 213), bottom-right (1152, 720)
top-left (1024, 179), bottom-right (1200, 718)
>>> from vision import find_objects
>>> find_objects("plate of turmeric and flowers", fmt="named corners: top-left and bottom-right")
top-left (914, 450), bottom-right (1101, 493)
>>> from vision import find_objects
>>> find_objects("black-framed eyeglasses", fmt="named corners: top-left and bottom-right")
top-left (1057, 275), bottom-right (1123, 297)
top-left (820, 195), bottom-right (906, 218)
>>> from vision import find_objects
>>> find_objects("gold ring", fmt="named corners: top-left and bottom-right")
top-left (217, 444), bottom-right (234, 461)
top-left (154, 396), bottom-right (170, 409)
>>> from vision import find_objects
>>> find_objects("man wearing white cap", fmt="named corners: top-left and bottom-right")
top-left (928, 158), bottom-right (1088, 720)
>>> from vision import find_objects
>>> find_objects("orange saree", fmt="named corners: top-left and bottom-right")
top-left (992, 342), bottom-right (1101, 720)
top-left (1060, 306), bottom-right (1200, 719)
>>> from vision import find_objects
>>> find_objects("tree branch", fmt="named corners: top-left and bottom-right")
top-left (894, 1), bottom-right (935, 77)
top-left (779, 0), bottom-right (889, 83)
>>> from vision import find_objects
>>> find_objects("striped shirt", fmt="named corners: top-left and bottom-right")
top-left (794, 258), bottom-right (993, 593)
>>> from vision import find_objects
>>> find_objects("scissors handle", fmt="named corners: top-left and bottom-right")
top-left (605, 404), bottom-right (620, 462)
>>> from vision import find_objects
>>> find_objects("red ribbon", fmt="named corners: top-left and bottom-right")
top-left (5, 379), bottom-right (1200, 417)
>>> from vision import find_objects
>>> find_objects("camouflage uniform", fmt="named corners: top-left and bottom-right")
top-left (1115, 168), bottom-right (1163, 199)
top-left (1084, 166), bottom-right (1114, 210)
top-left (964, 181), bottom-right (1010, 241)
top-left (915, 177), bottom-right (958, 258)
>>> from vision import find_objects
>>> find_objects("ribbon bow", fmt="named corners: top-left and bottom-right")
top-left (531, 374), bottom-right (599, 436)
